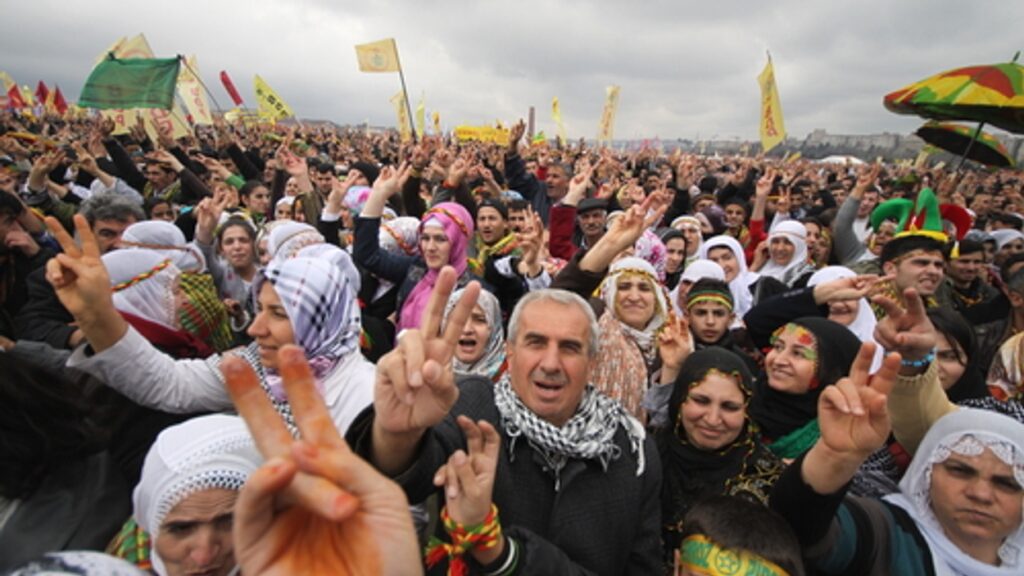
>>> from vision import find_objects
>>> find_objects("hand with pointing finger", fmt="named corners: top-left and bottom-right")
top-left (871, 287), bottom-right (936, 374)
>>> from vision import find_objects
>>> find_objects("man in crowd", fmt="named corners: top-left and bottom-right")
top-left (350, 273), bottom-right (661, 575)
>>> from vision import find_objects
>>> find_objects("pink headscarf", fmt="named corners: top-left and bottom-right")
top-left (397, 202), bottom-right (474, 330)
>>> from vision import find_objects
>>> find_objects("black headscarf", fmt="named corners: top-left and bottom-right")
top-left (748, 317), bottom-right (861, 442)
top-left (658, 348), bottom-right (783, 557)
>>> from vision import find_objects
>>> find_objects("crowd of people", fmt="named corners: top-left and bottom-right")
top-left (1, 108), bottom-right (1023, 575)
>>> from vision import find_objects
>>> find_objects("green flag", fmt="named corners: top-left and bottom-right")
top-left (79, 55), bottom-right (180, 109)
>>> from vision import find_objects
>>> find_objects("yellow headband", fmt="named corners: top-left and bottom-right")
top-left (678, 534), bottom-right (789, 576)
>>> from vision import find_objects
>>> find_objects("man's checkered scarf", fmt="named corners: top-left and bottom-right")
top-left (493, 373), bottom-right (646, 491)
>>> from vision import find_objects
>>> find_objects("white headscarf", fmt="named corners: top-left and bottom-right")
top-left (991, 229), bottom-right (1024, 251)
top-left (134, 414), bottom-right (262, 576)
top-left (759, 220), bottom-right (812, 286)
top-left (808, 266), bottom-right (884, 373)
top-left (669, 259), bottom-right (726, 315)
top-left (884, 408), bottom-right (1024, 576)
top-left (120, 220), bottom-right (205, 273)
top-left (104, 249), bottom-right (180, 330)
top-left (266, 221), bottom-right (325, 263)
top-left (443, 288), bottom-right (505, 380)
top-left (671, 215), bottom-right (704, 265)
top-left (699, 235), bottom-right (759, 319)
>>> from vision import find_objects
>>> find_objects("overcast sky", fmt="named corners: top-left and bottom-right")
top-left (3, 0), bottom-right (1020, 141)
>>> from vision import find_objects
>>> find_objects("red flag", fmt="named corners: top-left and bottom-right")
top-left (53, 86), bottom-right (68, 115)
top-left (220, 70), bottom-right (244, 107)
top-left (35, 81), bottom-right (49, 105)
top-left (7, 84), bottom-right (25, 109)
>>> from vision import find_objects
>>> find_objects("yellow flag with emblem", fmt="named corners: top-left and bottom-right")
top-left (355, 38), bottom-right (400, 73)
top-left (415, 93), bottom-right (426, 137)
top-left (254, 75), bottom-right (294, 122)
top-left (178, 55), bottom-right (214, 125)
top-left (758, 55), bottom-right (786, 153)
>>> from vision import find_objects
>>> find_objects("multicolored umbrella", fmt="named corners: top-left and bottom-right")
top-left (915, 121), bottom-right (1015, 167)
top-left (884, 53), bottom-right (1024, 134)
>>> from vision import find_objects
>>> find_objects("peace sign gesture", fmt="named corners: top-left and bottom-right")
top-left (872, 287), bottom-right (936, 373)
top-left (224, 347), bottom-right (421, 576)
top-left (802, 343), bottom-right (901, 494)
top-left (372, 267), bottom-right (481, 474)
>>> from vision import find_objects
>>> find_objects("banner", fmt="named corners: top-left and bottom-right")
top-left (355, 38), bottom-right (400, 73)
top-left (6, 84), bottom-right (25, 109)
top-left (914, 145), bottom-right (933, 168)
top-left (552, 97), bottom-right (567, 145)
top-left (253, 74), bottom-right (294, 122)
top-left (415, 93), bottom-right (425, 137)
top-left (758, 55), bottom-right (786, 153)
top-left (35, 81), bottom-right (49, 106)
top-left (597, 85), bottom-right (620, 144)
top-left (453, 125), bottom-right (510, 146)
top-left (178, 55), bottom-right (213, 125)
top-left (80, 56), bottom-right (180, 109)
top-left (390, 90), bottom-right (412, 142)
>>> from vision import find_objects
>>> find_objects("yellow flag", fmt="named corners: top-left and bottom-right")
top-left (415, 93), bottom-right (426, 137)
top-left (21, 85), bottom-right (34, 106)
top-left (552, 97), bottom-right (567, 145)
top-left (758, 56), bottom-right (786, 153)
top-left (786, 151), bottom-right (802, 164)
top-left (432, 111), bottom-right (441, 135)
top-left (597, 85), bottom-right (620, 143)
top-left (178, 55), bottom-right (214, 126)
top-left (254, 75), bottom-right (294, 122)
top-left (390, 90), bottom-right (412, 142)
top-left (355, 38), bottom-right (400, 73)
top-left (914, 146), bottom-right (932, 168)
top-left (0, 71), bottom-right (15, 91)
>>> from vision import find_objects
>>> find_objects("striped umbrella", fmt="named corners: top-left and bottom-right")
top-left (915, 121), bottom-right (1015, 168)
top-left (884, 53), bottom-right (1024, 134)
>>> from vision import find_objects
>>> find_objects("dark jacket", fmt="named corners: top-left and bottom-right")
top-left (347, 378), bottom-right (664, 575)
top-left (15, 266), bottom-right (76, 348)
top-left (1, 247), bottom-right (53, 338)
top-left (504, 152), bottom-right (557, 226)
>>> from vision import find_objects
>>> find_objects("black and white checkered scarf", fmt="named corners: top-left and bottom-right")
top-left (493, 373), bottom-right (646, 491)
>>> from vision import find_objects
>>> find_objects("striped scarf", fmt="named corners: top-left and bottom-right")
top-left (177, 272), bottom-right (234, 352)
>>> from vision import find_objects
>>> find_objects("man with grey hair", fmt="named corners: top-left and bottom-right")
top-left (348, 269), bottom-right (661, 574)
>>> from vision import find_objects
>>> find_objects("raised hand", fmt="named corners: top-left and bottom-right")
top-left (146, 149), bottom-right (184, 173)
top-left (515, 207), bottom-right (544, 278)
top-left (812, 274), bottom-right (890, 305)
top-left (224, 347), bottom-right (422, 576)
top-left (507, 120), bottom-right (526, 154)
top-left (755, 167), bottom-right (776, 199)
top-left (433, 416), bottom-right (501, 526)
top-left (872, 287), bottom-right (936, 369)
top-left (817, 343), bottom-right (899, 460)
top-left (373, 268), bottom-right (481, 472)
top-left (447, 157), bottom-right (469, 187)
top-left (658, 314), bottom-right (692, 384)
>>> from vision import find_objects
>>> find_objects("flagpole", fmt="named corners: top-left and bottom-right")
top-left (392, 43), bottom-right (417, 143)
top-left (179, 55), bottom-right (226, 115)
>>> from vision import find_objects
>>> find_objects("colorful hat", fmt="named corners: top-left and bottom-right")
top-left (870, 187), bottom-right (972, 243)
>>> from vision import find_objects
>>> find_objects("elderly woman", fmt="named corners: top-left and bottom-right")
top-left (353, 166), bottom-right (479, 330)
top-left (590, 256), bottom-right (671, 418)
top-left (771, 341), bottom-right (1024, 575)
top-left (46, 215), bottom-right (374, 434)
top-left (442, 287), bottom-right (506, 382)
top-left (658, 348), bottom-right (784, 556)
top-left (122, 414), bottom-right (262, 575)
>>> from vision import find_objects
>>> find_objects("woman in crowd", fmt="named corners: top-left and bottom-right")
top-left (744, 266), bottom-right (885, 373)
top-left (193, 197), bottom-right (259, 305)
top-left (45, 214), bottom-right (374, 434)
top-left (748, 317), bottom-right (862, 459)
top-left (668, 259), bottom-right (725, 316)
top-left (590, 257), bottom-right (671, 419)
top-left (118, 414), bottom-right (262, 575)
top-left (658, 227), bottom-right (686, 290)
top-left (752, 220), bottom-right (817, 287)
top-left (670, 215), bottom-right (703, 269)
top-left (771, 338), bottom-right (1024, 575)
top-left (443, 287), bottom-right (507, 382)
top-left (353, 166), bottom-right (479, 330)
top-left (699, 235), bottom-right (778, 320)
top-left (658, 348), bottom-right (784, 556)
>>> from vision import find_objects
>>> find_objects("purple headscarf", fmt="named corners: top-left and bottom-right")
top-left (398, 202), bottom-right (474, 330)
